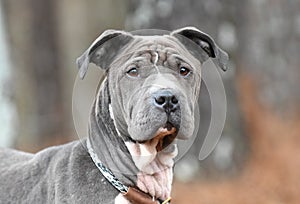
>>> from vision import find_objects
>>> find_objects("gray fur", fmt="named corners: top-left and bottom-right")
top-left (0, 141), bottom-right (118, 203)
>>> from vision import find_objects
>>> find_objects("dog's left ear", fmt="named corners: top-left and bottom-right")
top-left (76, 30), bottom-right (133, 79)
top-left (171, 27), bottom-right (229, 71)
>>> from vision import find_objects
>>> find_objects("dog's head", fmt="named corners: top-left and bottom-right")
top-left (77, 27), bottom-right (228, 152)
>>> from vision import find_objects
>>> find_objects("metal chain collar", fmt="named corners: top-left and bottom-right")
top-left (87, 138), bottom-right (128, 193)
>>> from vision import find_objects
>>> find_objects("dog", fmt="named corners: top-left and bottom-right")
top-left (0, 27), bottom-right (228, 204)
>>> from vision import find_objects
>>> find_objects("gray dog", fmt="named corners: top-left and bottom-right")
top-left (0, 27), bottom-right (228, 204)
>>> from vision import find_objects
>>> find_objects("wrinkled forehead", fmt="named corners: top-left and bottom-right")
top-left (132, 35), bottom-right (185, 51)
top-left (115, 35), bottom-right (200, 66)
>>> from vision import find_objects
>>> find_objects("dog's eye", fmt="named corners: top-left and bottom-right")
top-left (179, 67), bottom-right (191, 76)
top-left (126, 67), bottom-right (139, 77)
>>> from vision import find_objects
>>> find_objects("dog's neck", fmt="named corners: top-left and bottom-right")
top-left (88, 78), bottom-right (138, 186)
top-left (87, 78), bottom-right (176, 201)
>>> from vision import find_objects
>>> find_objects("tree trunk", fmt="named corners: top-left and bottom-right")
top-left (0, 2), bottom-right (16, 147)
top-left (2, 0), bottom-right (130, 151)
top-left (238, 0), bottom-right (300, 114)
top-left (2, 0), bottom-right (66, 151)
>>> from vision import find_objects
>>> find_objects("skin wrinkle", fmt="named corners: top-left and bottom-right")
top-left (153, 51), bottom-right (160, 73)
top-left (95, 119), bottom-right (117, 171)
top-left (138, 142), bottom-right (177, 199)
top-left (95, 77), bottom-right (107, 117)
top-left (125, 140), bottom-right (177, 200)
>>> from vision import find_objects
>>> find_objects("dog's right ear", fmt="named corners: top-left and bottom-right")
top-left (76, 30), bottom-right (133, 79)
top-left (171, 27), bottom-right (229, 71)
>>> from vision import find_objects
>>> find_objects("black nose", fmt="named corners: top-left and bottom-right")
top-left (154, 90), bottom-right (179, 113)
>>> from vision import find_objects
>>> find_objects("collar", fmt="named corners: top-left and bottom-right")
top-left (87, 138), bottom-right (171, 204)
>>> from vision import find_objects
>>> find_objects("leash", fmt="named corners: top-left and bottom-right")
top-left (86, 138), bottom-right (171, 204)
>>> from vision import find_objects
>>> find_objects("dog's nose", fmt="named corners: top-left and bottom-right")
top-left (154, 90), bottom-right (179, 113)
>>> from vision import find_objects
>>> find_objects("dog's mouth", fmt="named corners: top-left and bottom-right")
top-left (155, 123), bottom-right (177, 152)
top-left (125, 122), bottom-right (178, 173)
top-left (137, 122), bottom-right (177, 152)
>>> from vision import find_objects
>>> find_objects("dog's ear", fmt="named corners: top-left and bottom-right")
top-left (76, 30), bottom-right (133, 79)
top-left (171, 27), bottom-right (229, 71)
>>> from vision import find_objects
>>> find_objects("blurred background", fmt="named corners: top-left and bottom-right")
top-left (0, 0), bottom-right (300, 203)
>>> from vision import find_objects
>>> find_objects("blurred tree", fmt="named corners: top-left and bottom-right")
top-left (1, 0), bottom-right (129, 151)
top-left (0, 2), bottom-right (16, 147)
top-left (2, 0), bottom-right (66, 151)
top-left (238, 0), bottom-right (300, 115)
